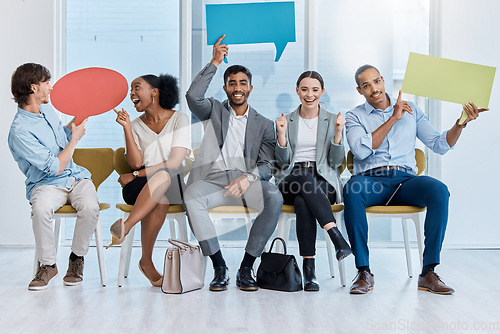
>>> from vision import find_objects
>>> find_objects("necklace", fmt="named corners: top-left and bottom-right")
top-left (145, 110), bottom-right (166, 124)
top-left (300, 116), bottom-right (318, 131)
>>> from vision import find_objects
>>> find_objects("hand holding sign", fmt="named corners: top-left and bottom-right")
top-left (459, 102), bottom-right (489, 126)
top-left (211, 35), bottom-right (229, 66)
top-left (50, 67), bottom-right (128, 125)
top-left (206, 2), bottom-right (296, 62)
top-left (70, 118), bottom-right (88, 142)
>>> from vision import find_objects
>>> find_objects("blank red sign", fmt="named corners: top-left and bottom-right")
top-left (50, 67), bottom-right (128, 125)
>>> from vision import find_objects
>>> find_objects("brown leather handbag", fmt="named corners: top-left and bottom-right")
top-left (161, 239), bottom-right (205, 294)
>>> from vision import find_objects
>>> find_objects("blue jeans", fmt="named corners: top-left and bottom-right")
top-left (343, 169), bottom-right (449, 268)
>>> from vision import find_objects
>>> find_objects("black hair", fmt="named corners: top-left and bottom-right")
top-left (223, 65), bottom-right (252, 86)
top-left (354, 64), bottom-right (380, 87)
top-left (141, 73), bottom-right (179, 109)
top-left (296, 70), bottom-right (324, 89)
top-left (11, 63), bottom-right (52, 107)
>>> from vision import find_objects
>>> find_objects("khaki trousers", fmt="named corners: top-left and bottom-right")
top-left (30, 179), bottom-right (99, 265)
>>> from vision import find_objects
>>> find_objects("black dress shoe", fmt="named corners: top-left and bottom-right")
top-left (236, 267), bottom-right (258, 291)
top-left (209, 266), bottom-right (229, 291)
top-left (327, 227), bottom-right (353, 260)
top-left (303, 258), bottom-right (319, 291)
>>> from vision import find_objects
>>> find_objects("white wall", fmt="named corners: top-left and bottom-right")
top-left (0, 0), bottom-right (56, 245)
top-left (438, 0), bottom-right (500, 247)
top-left (1, 0), bottom-right (499, 247)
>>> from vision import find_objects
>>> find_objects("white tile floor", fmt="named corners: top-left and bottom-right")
top-left (1, 246), bottom-right (499, 334)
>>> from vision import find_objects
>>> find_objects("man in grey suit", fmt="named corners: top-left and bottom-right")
top-left (184, 35), bottom-right (283, 292)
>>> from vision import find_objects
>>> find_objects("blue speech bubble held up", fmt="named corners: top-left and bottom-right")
top-left (206, 2), bottom-right (296, 62)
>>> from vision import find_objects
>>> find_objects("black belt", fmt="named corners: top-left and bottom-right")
top-left (363, 165), bottom-right (413, 175)
top-left (294, 161), bottom-right (316, 169)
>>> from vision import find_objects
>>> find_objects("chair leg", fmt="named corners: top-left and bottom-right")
top-left (94, 217), bottom-right (107, 287)
top-left (168, 218), bottom-right (176, 240)
top-left (54, 217), bottom-right (61, 254)
top-left (402, 218), bottom-right (413, 278)
top-left (275, 214), bottom-right (291, 253)
top-left (244, 215), bottom-right (252, 237)
top-left (412, 213), bottom-right (424, 268)
top-left (118, 213), bottom-right (132, 287)
top-left (324, 229), bottom-right (336, 279)
top-left (177, 214), bottom-right (189, 242)
top-left (336, 213), bottom-right (347, 286)
top-left (118, 225), bottom-right (134, 287)
top-left (124, 225), bottom-right (135, 278)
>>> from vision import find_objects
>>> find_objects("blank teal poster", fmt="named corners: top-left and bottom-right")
top-left (206, 2), bottom-right (296, 62)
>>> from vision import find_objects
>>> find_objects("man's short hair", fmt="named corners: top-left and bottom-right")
top-left (223, 65), bottom-right (252, 86)
top-left (11, 63), bottom-right (51, 107)
top-left (354, 64), bottom-right (380, 87)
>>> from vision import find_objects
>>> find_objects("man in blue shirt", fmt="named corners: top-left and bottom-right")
top-left (8, 63), bottom-right (99, 290)
top-left (344, 64), bottom-right (486, 295)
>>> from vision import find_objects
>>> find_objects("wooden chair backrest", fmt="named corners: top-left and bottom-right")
top-left (347, 148), bottom-right (426, 175)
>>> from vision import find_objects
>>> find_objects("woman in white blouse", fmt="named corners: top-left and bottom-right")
top-left (108, 73), bottom-right (191, 287)
top-left (275, 71), bottom-right (351, 291)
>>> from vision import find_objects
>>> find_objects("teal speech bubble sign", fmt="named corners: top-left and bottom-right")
top-left (206, 2), bottom-right (296, 62)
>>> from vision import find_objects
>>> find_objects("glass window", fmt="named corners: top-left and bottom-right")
top-left (316, 0), bottom-right (430, 243)
top-left (193, 0), bottom-right (305, 125)
top-left (64, 0), bottom-right (180, 242)
top-left (190, 0), bottom-right (305, 244)
top-left (63, 0), bottom-right (431, 246)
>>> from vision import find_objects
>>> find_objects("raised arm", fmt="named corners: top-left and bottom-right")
top-left (328, 113), bottom-right (346, 168)
top-left (371, 91), bottom-right (413, 150)
top-left (274, 113), bottom-right (292, 168)
top-left (57, 119), bottom-right (87, 174)
top-left (186, 35), bottom-right (228, 121)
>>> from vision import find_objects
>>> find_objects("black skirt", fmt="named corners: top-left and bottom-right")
top-left (122, 167), bottom-right (185, 206)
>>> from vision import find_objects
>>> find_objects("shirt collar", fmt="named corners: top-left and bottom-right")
top-left (364, 93), bottom-right (395, 114)
top-left (17, 106), bottom-right (45, 118)
top-left (228, 103), bottom-right (249, 119)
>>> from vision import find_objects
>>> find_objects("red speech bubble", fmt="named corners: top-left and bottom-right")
top-left (50, 67), bottom-right (128, 125)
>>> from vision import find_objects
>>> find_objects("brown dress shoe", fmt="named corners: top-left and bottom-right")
top-left (418, 271), bottom-right (455, 295)
top-left (350, 269), bottom-right (374, 294)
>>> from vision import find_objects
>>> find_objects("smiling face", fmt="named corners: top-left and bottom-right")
top-left (223, 72), bottom-right (253, 108)
top-left (31, 80), bottom-right (52, 105)
top-left (129, 77), bottom-right (157, 112)
top-left (356, 68), bottom-right (388, 110)
top-left (296, 77), bottom-right (325, 110)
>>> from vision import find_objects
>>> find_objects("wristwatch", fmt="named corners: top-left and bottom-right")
top-left (132, 171), bottom-right (140, 178)
top-left (245, 173), bottom-right (257, 183)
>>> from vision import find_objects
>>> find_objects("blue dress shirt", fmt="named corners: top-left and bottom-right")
top-left (8, 105), bottom-right (91, 201)
top-left (346, 94), bottom-right (452, 175)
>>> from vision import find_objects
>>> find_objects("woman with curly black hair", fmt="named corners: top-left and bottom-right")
top-left (108, 73), bottom-right (191, 287)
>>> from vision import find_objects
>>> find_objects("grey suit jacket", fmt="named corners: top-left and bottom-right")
top-left (274, 106), bottom-right (345, 203)
top-left (185, 63), bottom-right (276, 185)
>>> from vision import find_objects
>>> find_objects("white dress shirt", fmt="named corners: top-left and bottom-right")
top-left (211, 104), bottom-right (249, 173)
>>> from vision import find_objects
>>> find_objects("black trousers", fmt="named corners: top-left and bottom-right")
top-left (279, 166), bottom-right (336, 256)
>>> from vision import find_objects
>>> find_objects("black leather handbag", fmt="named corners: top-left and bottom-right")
top-left (257, 237), bottom-right (303, 292)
